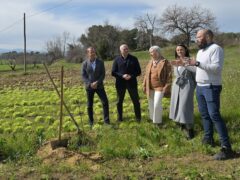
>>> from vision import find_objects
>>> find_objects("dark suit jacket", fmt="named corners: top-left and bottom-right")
top-left (81, 58), bottom-right (105, 89)
top-left (112, 54), bottom-right (141, 89)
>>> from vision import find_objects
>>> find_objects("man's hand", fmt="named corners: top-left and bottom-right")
top-left (90, 81), bottom-right (98, 89)
top-left (188, 57), bottom-right (197, 66)
top-left (123, 74), bottom-right (131, 80)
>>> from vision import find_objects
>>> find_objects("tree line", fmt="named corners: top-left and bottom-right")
top-left (1, 4), bottom-right (240, 70)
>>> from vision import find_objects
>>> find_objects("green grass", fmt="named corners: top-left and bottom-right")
top-left (132, 46), bottom-right (180, 61)
top-left (0, 45), bottom-right (240, 179)
top-left (132, 50), bottom-right (149, 61)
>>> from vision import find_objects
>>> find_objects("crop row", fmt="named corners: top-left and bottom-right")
top-left (0, 86), bottom-right (170, 136)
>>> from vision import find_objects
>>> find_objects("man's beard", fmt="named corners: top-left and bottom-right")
top-left (198, 41), bottom-right (208, 49)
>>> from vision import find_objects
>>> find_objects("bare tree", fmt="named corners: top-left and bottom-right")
top-left (2, 51), bottom-right (17, 71)
top-left (45, 36), bottom-right (63, 64)
top-left (45, 31), bottom-right (71, 64)
top-left (160, 4), bottom-right (217, 46)
top-left (134, 13), bottom-right (161, 47)
top-left (66, 43), bottom-right (85, 63)
top-left (8, 59), bottom-right (16, 71)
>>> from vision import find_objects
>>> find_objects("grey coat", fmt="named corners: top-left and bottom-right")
top-left (81, 58), bottom-right (105, 89)
top-left (169, 66), bottom-right (196, 125)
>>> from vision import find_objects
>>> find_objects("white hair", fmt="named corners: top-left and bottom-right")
top-left (120, 44), bottom-right (128, 51)
top-left (149, 45), bottom-right (161, 55)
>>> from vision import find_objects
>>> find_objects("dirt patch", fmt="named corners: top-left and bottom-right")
top-left (0, 61), bottom-right (147, 88)
top-left (37, 140), bottom-right (102, 168)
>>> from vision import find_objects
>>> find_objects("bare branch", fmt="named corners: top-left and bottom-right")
top-left (134, 13), bottom-right (161, 47)
top-left (160, 4), bottom-right (217, 46)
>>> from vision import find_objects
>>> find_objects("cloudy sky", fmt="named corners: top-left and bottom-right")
top-left (0, 0), bottom-right (239, 52)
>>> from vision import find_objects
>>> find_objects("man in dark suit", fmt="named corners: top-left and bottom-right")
top-left (81, 47), bottom-right (110, 126)
top-left (112, 44), bottom-right (141, 122)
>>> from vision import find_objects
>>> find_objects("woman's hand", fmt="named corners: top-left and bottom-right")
top-left (170, 59), bottom-right (184, 66)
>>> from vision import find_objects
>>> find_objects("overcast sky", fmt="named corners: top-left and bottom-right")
top-left (0, 0), bottom-right (239, 51)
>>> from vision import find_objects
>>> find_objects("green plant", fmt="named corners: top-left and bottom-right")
top-left (137, 147), bottom-right (153, 159)
top-left (0, 132), bottom-right (40, 160)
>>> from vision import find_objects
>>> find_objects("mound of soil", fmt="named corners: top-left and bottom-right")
top-left (37, 139), bottom-right (102, 169)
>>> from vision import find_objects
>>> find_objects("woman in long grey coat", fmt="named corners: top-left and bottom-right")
top-left (169, 44), bottom-right (196, 139)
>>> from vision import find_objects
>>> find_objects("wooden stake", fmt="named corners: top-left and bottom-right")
top-left (59, 66), bottom-right (64, 141)
top-left (23, 13), bottom-right (26, 73)
top-left (43, 63), bottom-right (81, 134)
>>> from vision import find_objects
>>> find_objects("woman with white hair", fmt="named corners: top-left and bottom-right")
top-left (143, 45), bottom-right (172, 125)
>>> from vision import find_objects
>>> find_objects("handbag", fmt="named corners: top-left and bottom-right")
top-left (176, 69), bottom-right (188, 88)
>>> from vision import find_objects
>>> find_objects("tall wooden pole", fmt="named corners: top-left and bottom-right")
top-left (43, 63), bottom-right (81, 134)
top-left (59, 66), bottom-right (64, 141)
top-left (24, 13), bottom-right (26, 73)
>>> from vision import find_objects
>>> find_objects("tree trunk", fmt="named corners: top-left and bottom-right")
top-left (187, 33), bottom-right (191, 47)
top-left (149, 34), bottom-right (153, 47)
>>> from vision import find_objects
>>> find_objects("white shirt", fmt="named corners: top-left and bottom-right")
top-left (90, 59), bottom-right (96, 71)
top-left (196, 44), bottom-right (224, 86)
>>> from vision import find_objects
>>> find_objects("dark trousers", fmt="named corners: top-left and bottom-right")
top-left (196, 85), bottom-right (231, 149)
top-left (86, 88), bottom-right (110, 125)
top-left (116, 87), bottom-right (141, 121)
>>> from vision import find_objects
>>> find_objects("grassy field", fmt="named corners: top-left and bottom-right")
top-left (0, 45), bottom-right (240, 179)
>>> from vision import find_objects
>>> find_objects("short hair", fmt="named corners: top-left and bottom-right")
top-left (205, 29), bottom-right (214, 39)
top-left (120, 44), bottom-right (128, 51)
top-left (175, 44), bottom-right (190, 58)
top-left (149, 45), bottom-right (161, 55)
top-left (86, 47), bottom-right (95, 53)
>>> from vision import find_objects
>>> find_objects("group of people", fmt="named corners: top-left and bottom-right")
top-left (81, 29), bottom-right (234, 160)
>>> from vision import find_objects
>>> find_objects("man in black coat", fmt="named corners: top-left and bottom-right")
top-left (112, 44), bottom-right (141, 122)
top-left (81, 47), bottom-right (110, 126)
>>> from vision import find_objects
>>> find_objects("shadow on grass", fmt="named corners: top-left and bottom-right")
top-left (234, 152), bottom-right (240, 159)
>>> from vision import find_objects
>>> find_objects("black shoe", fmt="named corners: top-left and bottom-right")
top-left (213, 147), bottom-right (235, 160)
top-left (176, 123), bottom-right (185, 131)
top-left (186, 129), bottom-right (194, 140)
top-left (180, 124), bottom-right (185, 131)
top-left (104, 121), bottom-right (110, 125)
top-left (89, 121), bottom-right (93, 129)
top-left (117, 116), bottom-right (123, 122)
top-left (202, 138), bottom-right (215, 147)
top-left (104, 122), bottom-right (111, 128)
top-left (117, 115), bottom-right (123, 122)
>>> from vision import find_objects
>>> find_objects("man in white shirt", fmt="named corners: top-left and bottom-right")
top-left (189, 29), bottom-right (234, 160)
